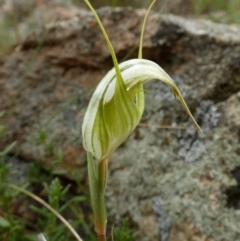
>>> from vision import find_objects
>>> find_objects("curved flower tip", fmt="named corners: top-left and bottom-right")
top-left (82, 59), bottom-right (203, 161)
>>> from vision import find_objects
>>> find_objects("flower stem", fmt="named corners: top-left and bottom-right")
top-left (97, 233), bottom-right (107, 241)
top-left (98, 158), bottom-right (108, 194)
top-left (138, 0), bottom-right (156, 59)
top-left (87, 152), bottom-right (108, 239)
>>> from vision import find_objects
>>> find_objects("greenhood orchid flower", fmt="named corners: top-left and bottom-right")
top-left (82, 58), bottom-right (203, 161)
top-left (82, 0), bottom-right (203, 162)
top-left (82, 1), bottom-right (203, 239)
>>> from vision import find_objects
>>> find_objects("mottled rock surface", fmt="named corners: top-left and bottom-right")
top-left (1, 6), bottom-right (240, 241)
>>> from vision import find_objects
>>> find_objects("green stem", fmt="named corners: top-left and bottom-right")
top-left (97, 233), bottom-right (107, 241)
top-left (83, 0), bottom-right (128, 99)
top-left (136, 0), bottom-right (156, 112)
top-left (138, 0), bottom-right (156, 59)
top-left (98, 158), bottom-right (108, 194)
top-left (87, 152), bottom-right (108, 238)
top-left (84, 0), bottom-right (121, 78)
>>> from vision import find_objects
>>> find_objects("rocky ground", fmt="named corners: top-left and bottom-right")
top-left (1, 3), bottom-right (240, 241)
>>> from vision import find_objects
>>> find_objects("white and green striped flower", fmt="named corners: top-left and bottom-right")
top-left (82, 0), bottom-right (202, 162)
top-left (82, 1), bottom-right (203, 238)
top-left (82, 58), bottom-right (202, 161)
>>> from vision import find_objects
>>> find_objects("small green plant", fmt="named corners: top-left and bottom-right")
top-left (29, 177), bottom-right (85, 241)
top-left (0, 159), bottom-right (33, 241)
top-left (0, 112), bottom-right (28, 240)
top-left (0, 164), bottom-right (88, 241)
top-left (113, 220), bottom-right (137, 241)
